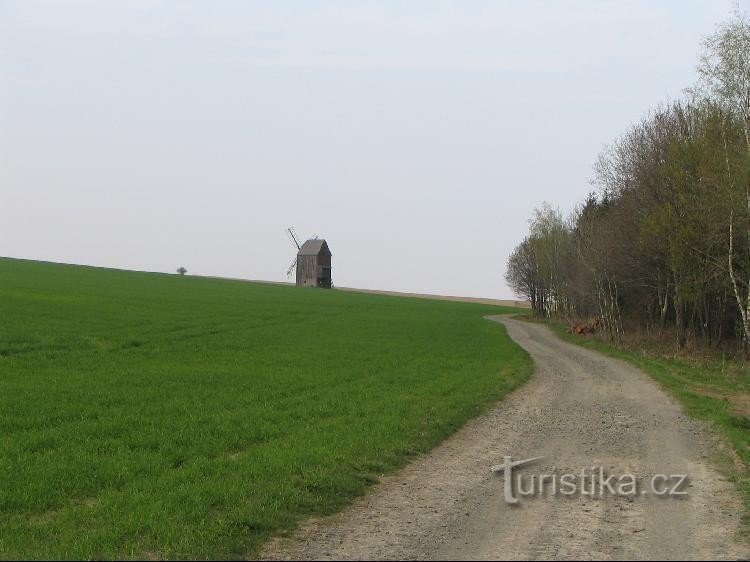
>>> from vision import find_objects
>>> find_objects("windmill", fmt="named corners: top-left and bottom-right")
top-left (285, 227), bottom-right (321, 280)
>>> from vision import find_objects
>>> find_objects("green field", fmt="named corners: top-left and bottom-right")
top-left (0, 258), bottom-right (530, 559)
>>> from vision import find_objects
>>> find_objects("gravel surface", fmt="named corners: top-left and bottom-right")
top-left (260, 317), bottom-right (748, 560)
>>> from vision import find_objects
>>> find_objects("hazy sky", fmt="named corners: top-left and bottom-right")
top-left (2, 1), bottom-right (746, 299)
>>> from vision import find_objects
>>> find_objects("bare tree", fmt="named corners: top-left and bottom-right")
top-left (694, 10), bottom-right (750, 344)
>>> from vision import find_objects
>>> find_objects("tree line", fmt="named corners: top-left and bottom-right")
top-left (506, 12), bottom-right (750, 351)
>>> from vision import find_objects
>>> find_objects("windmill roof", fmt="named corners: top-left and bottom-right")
top-left (298, 239), bottom-right (331, 256)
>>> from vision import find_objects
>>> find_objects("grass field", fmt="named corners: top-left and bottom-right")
top-left (0, 258), bottom-right (530, 559)
top-left (536, 318), bottom-right (750, 533)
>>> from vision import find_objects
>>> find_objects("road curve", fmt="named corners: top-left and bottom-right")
top-left (260, 317), bottom-right (748, 560)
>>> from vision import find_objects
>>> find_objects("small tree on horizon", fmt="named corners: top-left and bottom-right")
top-left (177, 267), bottom-right (187, 276)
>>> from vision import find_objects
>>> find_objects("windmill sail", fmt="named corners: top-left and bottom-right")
top-left (285, 227), bottom-right (301, 278)
top-left (286, 257), bottom-right (297, 278)
top-left (286, 227), bottom-right (301, 250)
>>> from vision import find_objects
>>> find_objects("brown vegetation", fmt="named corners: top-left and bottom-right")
top-left (569, 317), bottom-right (602, 336)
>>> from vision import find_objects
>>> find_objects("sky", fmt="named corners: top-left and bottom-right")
top-left (1, 1), bottom-right (747, 299)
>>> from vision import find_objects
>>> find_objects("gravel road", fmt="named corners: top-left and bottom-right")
top-left (261, 317), bottom-right (748, 560)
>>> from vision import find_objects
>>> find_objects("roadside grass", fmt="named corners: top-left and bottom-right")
top-left (0, 257), bottom-right (531, 559)
top-left (525, 315), bottom-right (750, 534)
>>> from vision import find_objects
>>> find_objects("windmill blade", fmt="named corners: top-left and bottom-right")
top-left (286, 227), bottom-right (301, 250)
top-left (286, 227), bottom-right (299, 249)
top-left (286, 257), bottom-right (297, 278)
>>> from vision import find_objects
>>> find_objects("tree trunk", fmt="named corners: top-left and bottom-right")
top-left (674, 282), bottom-right (687, 349)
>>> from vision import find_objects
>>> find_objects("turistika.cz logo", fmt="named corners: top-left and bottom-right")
top-left (491, 456), bottom-right (689, 505)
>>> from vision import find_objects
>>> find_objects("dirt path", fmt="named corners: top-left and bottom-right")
top-left (261, 317), bottom-right (748, 560)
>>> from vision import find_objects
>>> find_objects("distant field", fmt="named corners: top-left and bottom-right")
top-left (335, 286), bottom-right (530, 308)
top-left (0, 258), bottom-right (530, 559)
